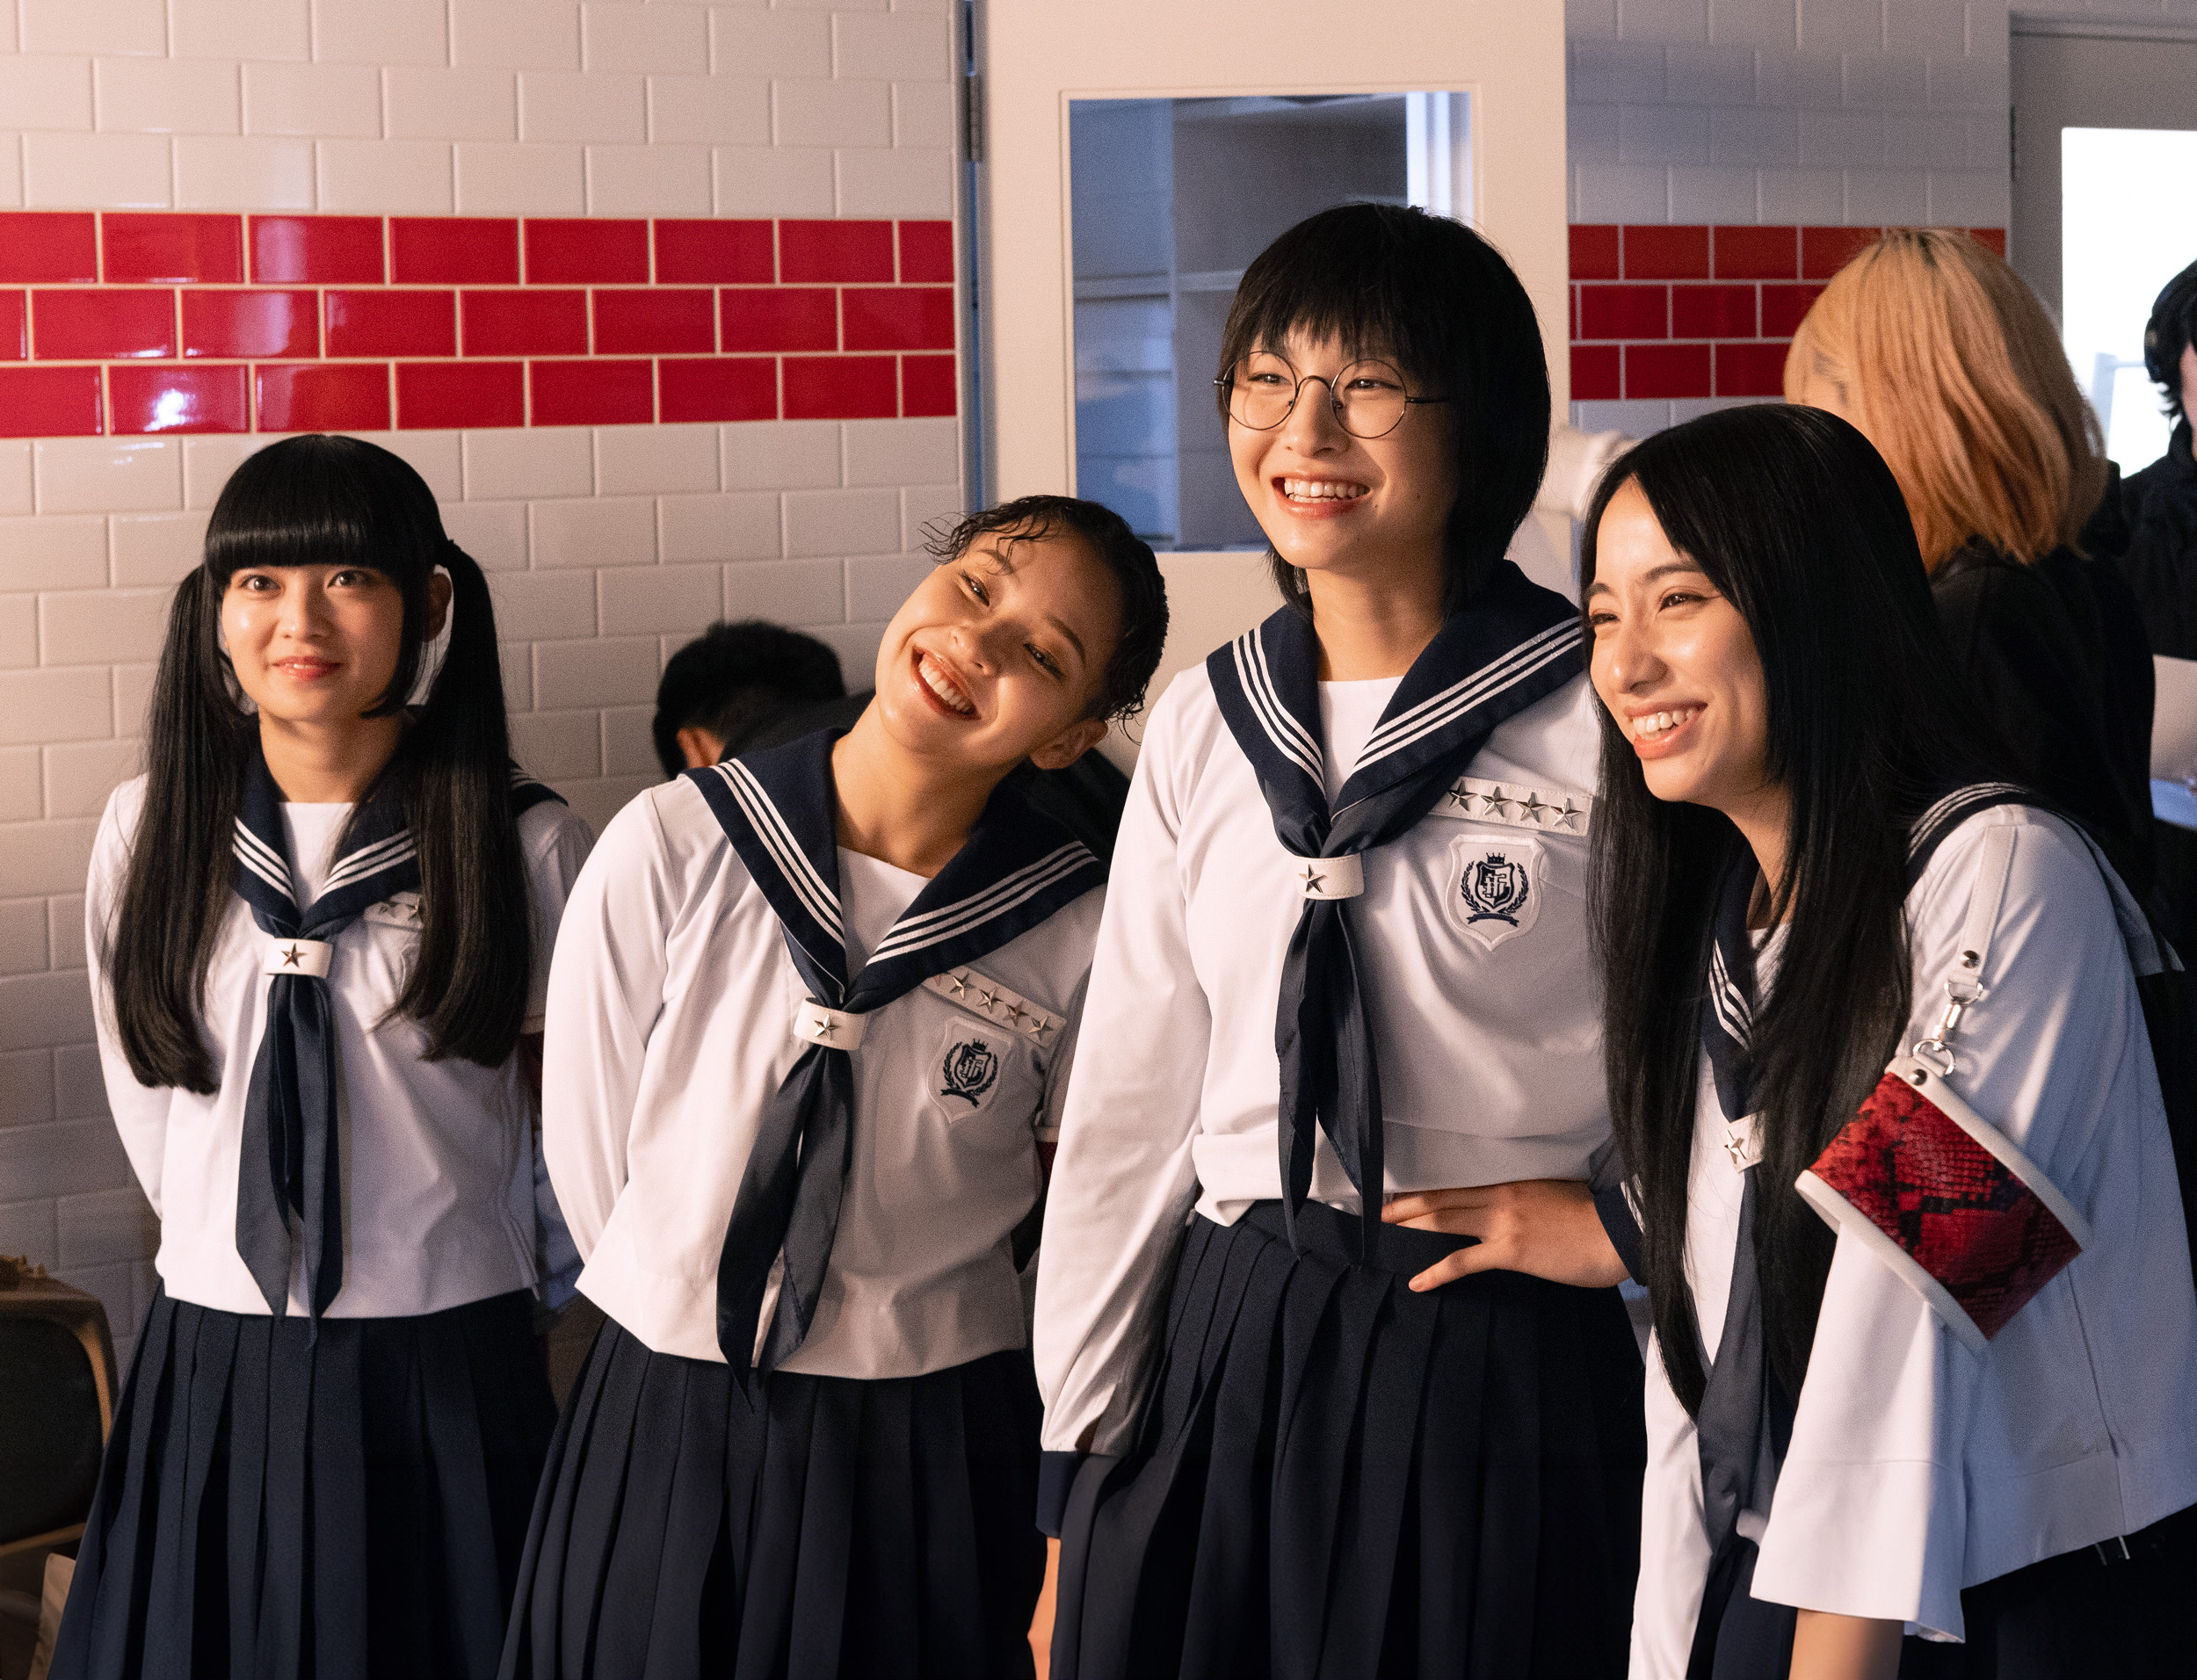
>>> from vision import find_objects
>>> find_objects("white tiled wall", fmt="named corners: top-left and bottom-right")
top-left (0, 0), bottom-right (961, 1369)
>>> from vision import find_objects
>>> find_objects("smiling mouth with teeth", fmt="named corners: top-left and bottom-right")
top-left (917, 650), bottom-right (977, 717)
top-left (1279, 477), bottom-right (1370, 503)
top-left (1634, 706), bottom-right (1701, 740)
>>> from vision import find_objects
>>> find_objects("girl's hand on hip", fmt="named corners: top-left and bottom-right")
top-left (1382, 1179), bottom-right (1630, 1293)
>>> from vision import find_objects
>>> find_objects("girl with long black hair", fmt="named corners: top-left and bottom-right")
top-left (1580, 404), bottom-right (2197, 1677)
top-left (55, 434), bottom-right (592, 1680)
top-left (1032, 202), bottom-right (1646, 1678)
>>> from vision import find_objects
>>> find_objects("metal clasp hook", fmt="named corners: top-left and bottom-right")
top-left (1910, 977), bottom-right (1983, 1075)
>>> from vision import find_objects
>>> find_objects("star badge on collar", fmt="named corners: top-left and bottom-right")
top-left (1301, 862), bottom-right (1327, 894)
top-left (280, 944), bottom-right (306, 967)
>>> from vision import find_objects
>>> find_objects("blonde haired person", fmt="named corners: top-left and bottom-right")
top-left (1786, 228), bottom-right (2156, 901)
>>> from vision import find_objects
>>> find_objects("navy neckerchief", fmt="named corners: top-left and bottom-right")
top-left (1205, 561), bottom-right (1583, 1257)
top-left (230, 752), bottom-right (564, 1326)
top-left (689, 729), bottom-right (1106, 1383)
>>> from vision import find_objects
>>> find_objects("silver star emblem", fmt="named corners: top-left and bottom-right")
top-left (280, 944), bottom-right (304, 967)
top-left (816, 1017), bottom-right (839, 1040)
top-left (946, 972), bottom-right (969, 996)
top-left (1301, 862), bottom-right (1326, 894)
top-left (1554, 797), bottom-right (1584, 832)
top-left (1003, 1000), bottom-right (1027, 1026)
top-left (1519, 792), bottom-right (1548, 824)
top-left (1447, 785), bottom-right (1471, 809)
top-left (976, 987), bottom-right (999, 1012)
top-left (1483, 785), bottom-right (1513, 818)
top-left (1029, 1018), bottom-right (1052, 1040)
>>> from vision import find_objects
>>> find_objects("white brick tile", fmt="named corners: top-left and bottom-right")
top-left (463, 428), bottom-right (593, 500)
top-left (318, 139), bottom-right (456, 212)
top-left (648, 74), bottom-right (771, 145)
top-left (842, 417), bottom-right (954, 487)
top-left (1967, 113), bottom-right (2008, 173)
top-left (530, 496), bottom-right (657, 568)
top-left (41, 588), bottom-right (172, 669)
top-left (510, 708), bottom-right (602, 778)
top-left (1755, 47), bottom-right (1844, 108)
top-left (0, 819), bottom-right (96, 898)
top-left (584, 3), bottom-right (709, 72)
top-left (585, 142), bottom-right (714, 214)
top-left (454, 140), bottom-right (587, 213)
top-left (341, 430), bottom-right (461, 503)
top-left (1664, 42), bottom-right (1755, 103)
top-left (1883, 111), bottom-right (1968, 169)
top-left (0, 669), bottom-right (106, 749)
top-left (598, 562), bottom-right (721, 634)
top-left (0, 900), bottom-right (47, 976)
top-left (533, 635), bottom-right (660, 707)
top-left (1843, 52), bottom-right (1927, 111)
top-left (845, 553), bottom-right (927, 620)
top-left (1925, 168), bottom-right (2007, 227)
top-left (1669, 164), bottom-right (1759, 222)
top-left (1619, 105), bottom-right (1708, 168)
top-left (784, 487), bottom-right (899, 557)
top-left (601, 706), bottom-right (659, 778)
top-left (23, 132), bottom-right (173, 208)
top-left (44, 740), bottom-right (139, 821)
top-left (386, 67), bottom-right (520, 141)
top-left (57, 1187), bottom-right (157, 1268)
top-left (1618, 0), bottom-right (1708, 40)
top-left (723, 556), bottom-right (842, 623)
top-left (313, 0), bottom-right (447, 64)
top-left (37, 440), bottom-right (183, 517)
top-left (1885, 2), bottom-right (1965, 54)
top-left (1708, 0), bottom-right (1796, 45)
top-left (1576, 163), bottom-right (1670, 222)
top-left (1569, 104), bottom-right (1620, 166)
top-left (1844, 166), bottom-right (1928, 223)
top-left (0, 749), bottom-right (40, 822)
top-left (0, 147), bottom-right (25, 213)
top-left (175, 0), bottom-right (313, 60)
top-left (1799, 107), bottom-right (1882, 167)
top-left (1710, 105), bottom-right (1799, 166)
top-left (110, 511), bottom-right (210, 587)
top-left (1757, 165), bottom-right (1845, 221)
top-left (0, 445), bottom-right (33, 518)
top-left (1572, 398), bottom-right (1674, 435)
top-left (54, 1045), bottom-right (105, 1119)
top-left (721, 420), bottom-right (839, 490)
top-left (49, 894), bottom-right (85, 971)
top-left (0, 57), bottom-right (96, 131)
top-left (0, 1200), bottom-right (58, 1269)
top-left (0, 518), bottom-right (107, 591)
top-left (712, 144), bottom-right (833, 215)
top-left (20, 0), bottom-right (164, 56)
top-left (1796, 0), bottom-right (1881, 51)
top-left (440, 499), bottom-right (528, 569)
top-left (659, 490), bottom-right (781, 561)
top-left (711, 8), bottom-right (831, 77)
top-left (0, 599), bottom-right (33, 670)
top-left (831, 11), bottom-right (949, 79)
top-left (899, 482), bottom-right (960, 547)
top-left (113, 663), bottom-right (156, 740)
top-left (453, 0), bottom-right (585, 70)
top-left (559, 774), bottom-right (654, 840)
top-left (772, 78), bottom-right (890, 148)
top-left (53, 1257), bottom-right (143, 1342)
top-left (182, 437), bottom-right (270, 511)
top-left (174, 136), bottom-right (318, 210)
top-left (520, 70), bottom-right (647, 143)
top-left (779, 0), bottom-right (882, 10)
top-left (487, 568), bottom-right (596, 639)
top-left (501, 641), bottom-right (532, 712)
top-left (834, 146), bottom-right (951, 218)
top-left (597, 424), bottom-right (719, 495)
top-left (892, 82), bottom-right (954, 151)
top-left (1669, 395), bottom-right (1770, 424)
top-left (1, 1047), bottom-right (58, 1128)
top-left (1569, 39), bottom-right (1665, 104)
top-left (95, 57), bottom-right (242, 135)
top-left (810, 621), bottom-right (885, 687)
top-left (1926, 55), bottom-right (2005, 113)
top-left (244, 62), bottom-right (381, 138)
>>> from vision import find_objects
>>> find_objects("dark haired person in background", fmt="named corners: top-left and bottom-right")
top-left (1033, 203), bottom-right (1643, 1680)
top-left (504, 494), bottom-right (1166, 1679)
top-left (1582, 404), bottom-right (2196, 1679)
top-left (58, 436), bottom-right (592, 1679)
top-left (2092, 258), bottom-right (2197, 656)
top-left (650, 618), bottom-right (847, 778)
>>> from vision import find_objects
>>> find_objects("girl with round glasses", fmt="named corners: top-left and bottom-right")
top-left (1033, 201), bottom-right (1645, 1677)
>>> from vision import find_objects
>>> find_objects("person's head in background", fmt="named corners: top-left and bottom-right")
top-left (653, 619), bottom-right (845, 778)
top-left (1784, 228), bottom-right (2106, 571)
top-left (2142, 258), bottom-right (2197, 455)
top-left (1215, 201), bottom-right (1549, 621)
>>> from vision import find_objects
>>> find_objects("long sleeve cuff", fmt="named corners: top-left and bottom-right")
top-left (1036, 1451), bottom-right (1084, 1538)
top-left (1594, 1184), bottom-right (1644, 1285)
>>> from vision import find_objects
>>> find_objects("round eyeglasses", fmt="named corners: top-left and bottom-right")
top-left (1215, 351), bottom-right (1449, 440)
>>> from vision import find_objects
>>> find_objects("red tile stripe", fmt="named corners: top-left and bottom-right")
top-left (0, 212), bottom-right (958, 437)
top-left (1568, 224), bottom-right (2006, 403)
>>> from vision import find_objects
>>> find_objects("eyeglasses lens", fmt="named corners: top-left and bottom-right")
top-left (1225, 354), bottom-right (1410, 438)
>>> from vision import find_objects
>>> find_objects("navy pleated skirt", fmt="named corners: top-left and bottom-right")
top-left (49, 1285), bottom-right (555, 1680)
top-left (1052, 1200), bottom-right (1647, 1680)
top-left (499, 1317), bottom-right (1045, 1680)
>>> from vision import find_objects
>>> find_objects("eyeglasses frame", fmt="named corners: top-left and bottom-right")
top-left (1212, 357), bottom-right (1453, 440)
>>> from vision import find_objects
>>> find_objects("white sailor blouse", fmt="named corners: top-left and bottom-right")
top-left (1630, 805), bottom-right (2197, 1675)
top-left (1033, 641), bottom-right (1613, 1466)
top-left (86, 773), bottom-right (593, 1322)
top-left (539, 760), bottom-right (1104, 1379)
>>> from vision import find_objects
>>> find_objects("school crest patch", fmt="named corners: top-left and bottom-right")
top-left (1445, 836), bottom-right (1544, 950)
top-left (931, 1021), bottom-right (1014, 1120)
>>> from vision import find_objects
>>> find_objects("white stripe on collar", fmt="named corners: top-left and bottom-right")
top-left (711, 759), bottom-right (844, 940)
top-left (1231, 631), bottom-right (1322, 784)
